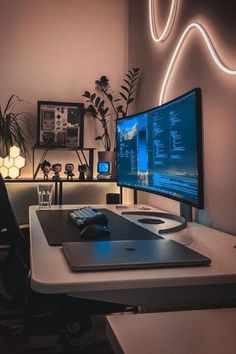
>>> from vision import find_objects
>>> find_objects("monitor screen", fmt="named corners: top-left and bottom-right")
top-left (97, 161), bottom-right (111, 174)
top-left (116, 88), bottom-right (203, 208)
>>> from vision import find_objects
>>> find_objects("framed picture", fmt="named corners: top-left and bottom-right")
top-left (37, 101), bottom-right (84, 148)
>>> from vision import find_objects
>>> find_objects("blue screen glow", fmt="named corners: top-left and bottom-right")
top-left (97, 161), bottom-right (110, 174)
top-left (116, 89), bottom-right (203, 208)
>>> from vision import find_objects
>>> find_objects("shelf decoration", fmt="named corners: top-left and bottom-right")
top-left (0, 146), bottom-right (26, 178)
top-left (37, 101), bottom-right (84, 148)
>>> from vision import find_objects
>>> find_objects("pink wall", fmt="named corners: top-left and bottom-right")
top-left (0, 0), bottom-right (128, 174)
top-left (128, 0), bottom-right (236, 235)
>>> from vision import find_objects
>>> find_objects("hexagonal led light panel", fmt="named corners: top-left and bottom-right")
top-left (0, 145), bottom-right (26, 179)
top-left (3, 156), bottom-right (14, 168)
top-left (0, 166), bottom-right (9, 178)
top-left (10, 146), bottom-right (20, 159)
top-left (9, 166), bottom-right (20, 179)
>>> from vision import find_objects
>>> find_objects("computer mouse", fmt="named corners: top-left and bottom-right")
top-left (80, 224), bottom-right (111, 239)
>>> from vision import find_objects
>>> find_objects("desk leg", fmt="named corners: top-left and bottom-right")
top-left (88, 149), bottom-right (94, 178)
top-left (134, 190), bottom-right (138, 204)
top-left (59, 181), bottom-right (63, 205)
top-left (54, 182), bottom-right (58, 205)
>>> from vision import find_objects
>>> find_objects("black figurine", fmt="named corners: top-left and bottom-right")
top-left (64, 163), bottom-right (75, 180)
top-left (41, 160), bottom-right (51, 180)
top-left (78, 164), bottom-right (87, 180)
top-left (52, 163), bottom-right (62, 180)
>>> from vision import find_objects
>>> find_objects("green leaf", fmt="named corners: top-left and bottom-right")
top-left (120, 85), bottom-right (130, 94)
top-left (91, 93), bottom-right (96, 101)
top-left (99, 100), bottom-right (105, 110)
top-left (107, 93), bottom-right (113, 101)
top-left (125, 73), bottom-right (132, 81)
top-left (124, 79), bottom-right (131, 87)
top-left (103, 107), bottom-right (109, 115)
top-left (95, 96), bottom-right (100, 106)
top-left (117, 105), bottom-right (124, 111)
top-left (119, 92), bottom-right (127, 101)
top-left (132, 72), bottom-right (140, 79)
top-left (82, 91), bottom-right (90, 98)
top-left (86, 105), bottom-right (97, 117)
top-left (127, 98), bottom-right (134, 104)
top-left (100, 75), bottom-right (108, 82)
top-left (131, 78), bottom-right (139, 87)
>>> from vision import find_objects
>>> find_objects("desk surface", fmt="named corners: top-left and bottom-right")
top-left (106, 308), bottom-right (236, 354)
top-left (30, 205), bottom-right (236, 306)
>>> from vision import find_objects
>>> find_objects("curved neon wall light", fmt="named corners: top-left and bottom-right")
top-left (149, 0), bottom-right (178, 42)
top-left (159, 22), bottom-right (236, 105)
top-left (149, 0), bottom-right (236, 105)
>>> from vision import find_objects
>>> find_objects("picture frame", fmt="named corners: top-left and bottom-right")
top-left (37, 101), bottom-right (84, 148)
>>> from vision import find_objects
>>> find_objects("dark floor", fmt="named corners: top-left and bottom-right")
top-left (0, 313), bottom-right (114, 354)
top-left (0, 332), bottom-right (114, 354)
top-left (0, 253), bottom-right (114, 354)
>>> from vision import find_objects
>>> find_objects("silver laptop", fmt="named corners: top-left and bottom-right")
top-left (63, 239), bottom-right (211, 272)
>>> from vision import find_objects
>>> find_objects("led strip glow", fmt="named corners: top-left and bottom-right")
top-left (159, 22), bottom-right (236, 104)
top-left (149, 0), bottom-right (178, 42)
top-left (149, 0), bottom-right (236, 104)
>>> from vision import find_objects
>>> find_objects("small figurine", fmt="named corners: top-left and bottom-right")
top-left (64, 163), bottom-right (75, 180)
top-left (41, 160), bottom-right (51, 180)
top-left (52, 163), bottom-right (62, 180)
top-left (78, 164), bottom-right (87, 180)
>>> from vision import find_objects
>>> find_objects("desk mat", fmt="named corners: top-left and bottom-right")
top-left (36, 209), bottom-right (163, 246)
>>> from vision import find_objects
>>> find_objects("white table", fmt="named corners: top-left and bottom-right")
top-left (106, 308), bottom-right (236, 354)
top-left (29, 205), bottom-right (236, 307)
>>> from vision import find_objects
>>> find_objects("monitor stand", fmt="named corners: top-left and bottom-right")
top-left (121, 211), bottom-right (187, 235)
top-left (180, 203), bottom-right (193, 222)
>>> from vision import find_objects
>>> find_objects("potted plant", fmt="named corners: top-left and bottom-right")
top-left (0, 95), bottom-right (32, 157)
top-left (82, 67), bottom-right (140, 151)
top-left (82, 67), bottom-right (140, 177)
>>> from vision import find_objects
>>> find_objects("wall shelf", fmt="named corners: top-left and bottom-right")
top-left (31, 145), bottom-right (95, 179)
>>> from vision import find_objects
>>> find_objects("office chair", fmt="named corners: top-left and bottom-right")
top-left (0, 173), bottom-right (128, 351)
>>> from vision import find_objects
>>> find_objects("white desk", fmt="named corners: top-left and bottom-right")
top-left (106, 308), bottom-right (236, 354)
top-left (29, 205), bottom-right (236, 307)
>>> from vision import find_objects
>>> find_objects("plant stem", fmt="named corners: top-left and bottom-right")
top-left (101, 88), bottom-right (119, 120)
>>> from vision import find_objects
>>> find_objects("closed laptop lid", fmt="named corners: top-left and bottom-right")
top-left (63, 239), bottom-right (211, 272)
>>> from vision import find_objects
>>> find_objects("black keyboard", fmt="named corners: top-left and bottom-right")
top-left (68, 207), bottom-right (108, 227)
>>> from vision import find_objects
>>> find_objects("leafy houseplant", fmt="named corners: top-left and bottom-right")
top-left (0, 95), bottom-right (32, 157)
top-left (82, 67), bottom-right (141, 151)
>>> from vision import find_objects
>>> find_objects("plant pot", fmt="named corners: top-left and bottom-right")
top-left (97, 151), bottom-right (116, 179)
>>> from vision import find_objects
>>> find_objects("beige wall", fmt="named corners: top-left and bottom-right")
top-left (0, 0), bottom-right (128, 173)
top-left (0, 0), bottom-right (128, 221)
top-left (128, 0), bottom-right (236, 235)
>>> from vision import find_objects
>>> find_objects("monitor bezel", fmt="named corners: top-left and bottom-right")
top-left (116, 88), bottom-right (204, 209)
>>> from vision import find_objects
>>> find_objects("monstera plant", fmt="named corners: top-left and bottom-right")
top-left (0, 95), bottom-right (32, 157)
top-left (82, 67), bottom-right (141, 151)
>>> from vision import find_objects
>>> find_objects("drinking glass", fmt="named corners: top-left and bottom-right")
top-left (37, 184), bottom-right (53, 209)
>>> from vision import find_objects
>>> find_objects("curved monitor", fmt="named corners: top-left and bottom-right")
top-left (116, 88), bottom-right (203, 208)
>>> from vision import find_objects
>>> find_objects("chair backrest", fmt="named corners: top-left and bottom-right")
top-left (0, 173), bottom-right (29, 305)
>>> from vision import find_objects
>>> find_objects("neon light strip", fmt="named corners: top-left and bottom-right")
top-left (149, 0), bottom-right (236, 104)
top-left (159, 22), bottom-right (236, 105)
top-left (149, 0), bottom-right (178, 42)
